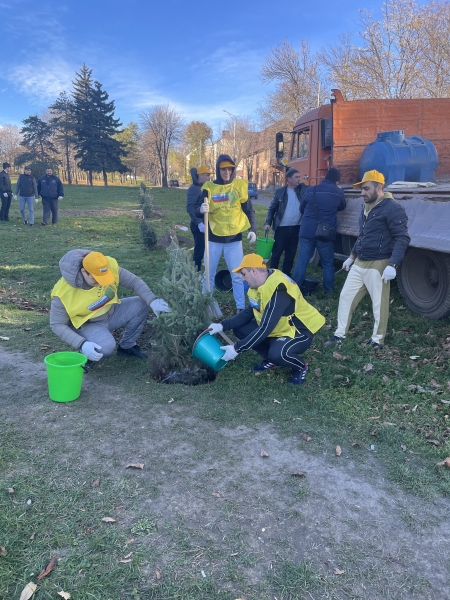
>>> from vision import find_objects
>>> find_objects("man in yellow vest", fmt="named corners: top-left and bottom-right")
top-left (50, 249), bottom-right (170, 362)
top-left (207, 254), bottom-right (325, 384)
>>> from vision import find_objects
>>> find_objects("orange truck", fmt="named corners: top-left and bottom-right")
top-left (276, 89), bottom-right (450, 319)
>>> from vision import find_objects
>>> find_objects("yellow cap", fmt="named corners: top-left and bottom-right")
top-left (232, 253), bottom-right (267, 273)
top-left (353, 169), bottom-right (385, 188)
top-left (197, 165), bottom-right (213, 175)
top-left (219, 160), bottom-right (235, 168)
top-left (82, 252), bottom-right (115, 285)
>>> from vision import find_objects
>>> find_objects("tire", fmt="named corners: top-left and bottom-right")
top-left (397, 248), bottom-right (450, 319)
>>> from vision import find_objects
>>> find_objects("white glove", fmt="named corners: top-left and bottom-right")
top-left (3, 193), bottom-right (7, 197)
top-left (81, 341), bottom-right (103, 361)
top-left (13, 194), bottom-right (17, 200)
top-left (35, 198), bottom-right (39, 203)
top-left (208, 323), bottom-right (223, 335)
top-left (198, 222), bottom-right (205, 233)
top-left (247, 231), bottom-right (257, 244)
top-left (57, 196), bottom-right (63, 200)
top-left (264, 224), bottom-right (270, 231)
top-left (382, 265), bottom-right (397, 283)
top-left (220, 344), bottom-right (238, 361)
top-left (150, 298), bottom-right (171, 317)
top-left (199, 202), bottom-right (209, 214)
top-left (343, 257), bottom-right (354, 271)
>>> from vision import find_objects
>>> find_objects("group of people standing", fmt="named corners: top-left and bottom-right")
top-left (186, 159), bottom-right (410, 380)
top-left (0, 163), bottom-right (64, 226)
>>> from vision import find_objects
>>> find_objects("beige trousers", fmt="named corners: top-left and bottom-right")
top-left (334, 259), bottom-right (390, 344)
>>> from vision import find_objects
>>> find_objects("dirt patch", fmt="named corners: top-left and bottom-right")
top-left (59, 208), bottom-right (140, 217)
top-left (1, 347), bottom-right (450, 598)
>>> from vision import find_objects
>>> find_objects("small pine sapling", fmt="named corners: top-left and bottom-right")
top-left (140, 220), bottom-right (157, 250)
top-left (152, 241), bottom-right (215, 369)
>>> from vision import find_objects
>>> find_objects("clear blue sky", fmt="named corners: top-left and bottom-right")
top-left (1, 0), bottom-right (381, 130)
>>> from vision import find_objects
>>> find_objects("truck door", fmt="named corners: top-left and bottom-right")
top-left (290, 127), bottom-right (311, 183)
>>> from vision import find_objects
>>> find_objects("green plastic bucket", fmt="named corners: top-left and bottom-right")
top-left (256, 235), bottom-right (275, 259)
top-left (192, 332), bottom-right (227, 371)
top-left (44, 352), bottom-right (88, 402)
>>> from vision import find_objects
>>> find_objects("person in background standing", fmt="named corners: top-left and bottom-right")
top-left (14, 166), bottom-right (38, 226)
top-left (37, 167), bottom-right (64, 225)
top-left (0, 162), bottom-right (13, 222)
top-left (293, 167), bottom-right (346, 295)
top-left (264, 167), bottom-right (307, 277)
top-left (186, 165), bottom-right (213, 271)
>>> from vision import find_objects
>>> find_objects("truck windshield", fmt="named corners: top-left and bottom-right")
top-left (291, 129), bottom-right (310, 159)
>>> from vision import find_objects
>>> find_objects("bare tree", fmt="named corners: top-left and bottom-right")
top-left (258, 39), bottom-right (328, 130)
top-left (139, 104), bottom-right (184, 187)
top-left (322, 0), bottom-right (429, 99)
top-left (421, 2), bottom-right (450, 98)
top-left (0, 124), bottom-right (22, 168)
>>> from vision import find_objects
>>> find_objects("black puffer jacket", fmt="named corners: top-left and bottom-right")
top-left (265, 183), bottom-right (307, 231)
top-left (37, 174), bottom-right (64, 199)
top-left (351, 193), bottom-right (410, 265)
top-left (0, 170), bottom-right (12, 194)
top-left (186, 168), bottom-right (203, 226)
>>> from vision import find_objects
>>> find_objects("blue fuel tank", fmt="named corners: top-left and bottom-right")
top-left (359, 130), bottom-right (438, 185)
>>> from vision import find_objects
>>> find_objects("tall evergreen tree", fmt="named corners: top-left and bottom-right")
top-left (49, 91), bottom-right (76, 184)
top-left (72, 64), bottom-right (128, 186)
top-left (16, 115), bottom-right (57, 167)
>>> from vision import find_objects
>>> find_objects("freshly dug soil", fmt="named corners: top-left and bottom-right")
top-left (155, 364), bottom-right (217, 385)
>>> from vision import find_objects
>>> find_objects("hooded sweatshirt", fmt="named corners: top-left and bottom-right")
top-left (49, 249), bottom-right (157, 349)
top-left (197, 154), bottom-right (256, 243)
top-left (186, 167), bottom-right (203, 226)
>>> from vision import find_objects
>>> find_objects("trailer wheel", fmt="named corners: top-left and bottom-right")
top-left (397, 249), bottom-right (450, 319)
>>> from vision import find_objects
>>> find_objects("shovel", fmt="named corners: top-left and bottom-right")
top-left (204, 208), bottom-right (223, 319)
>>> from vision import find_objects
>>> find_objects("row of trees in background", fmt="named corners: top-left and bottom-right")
top-left (258, 0), bottom-right (450, 130)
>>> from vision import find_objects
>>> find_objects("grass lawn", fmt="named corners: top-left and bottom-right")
top-left (1, 185), bottom-right (449, 599)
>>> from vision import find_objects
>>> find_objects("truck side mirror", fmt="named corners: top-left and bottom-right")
top-left (276, 132), bottom-right (284, 159)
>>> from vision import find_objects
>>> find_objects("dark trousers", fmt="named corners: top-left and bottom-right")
top-left (233, 319), bottom-right (312, 370)
top-left (42, 197), bottom-right (59, 224)
top-left (269, 225), bottom-right (300, 277)
top-left (0, 193), bottom-right (12, 220)
top-left (190, 221), bottom-right (205, 271)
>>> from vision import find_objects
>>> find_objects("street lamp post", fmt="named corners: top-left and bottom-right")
top-left (223, 109), bottom-right (237, 163)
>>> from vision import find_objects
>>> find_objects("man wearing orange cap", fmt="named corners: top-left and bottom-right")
top-left (207, 254), bottom-right (325, 385)
top-left (50, 249), bottom-right (170, 361)
top-left (186, 165), bottom-right (213, 271)
top-left (325, 170), bottom-right (410, 349)
top-left (197, 154), bottom-right (256, 312)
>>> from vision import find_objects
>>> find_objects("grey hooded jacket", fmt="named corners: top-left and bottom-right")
top-left (50, 249), bottom-right (157, 349)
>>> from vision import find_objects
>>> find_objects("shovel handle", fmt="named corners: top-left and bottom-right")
top-left (218, 330), bottom-right (234, 345)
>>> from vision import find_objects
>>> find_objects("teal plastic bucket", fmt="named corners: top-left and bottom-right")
top-left (256, 236), bottom-right (274, 259)
top-left (44, 352), bottom-right (88, 402)
top-left (192, 332), bottom-right (227, 371)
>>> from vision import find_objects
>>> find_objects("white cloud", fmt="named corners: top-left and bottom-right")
top-left (7, 57), bottom-right (75, 102)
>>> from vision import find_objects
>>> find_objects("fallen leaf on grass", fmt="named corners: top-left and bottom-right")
top-left (38, 556), bottom-right (57, 581)
top-left (291, 471), bottom-right (306, 477)
top-left (92, 479), bottom-right (100, 487)
top-left (426, 439), bottom-right (440, 446)
top-left (436, 457), bottom-right (450, 467)
top-left (335, 445), bottom-right (342, 456)
top-left (401, 444), bottom-right (407, 452)
top-left (363, 363), bottom-right (373, 373)
top-left (119, 558), bottom-right (132, 563)
top-left (0, 336), bottom-right (10, 341)
top-left (125, 538), bottom-right (135, 545)
top-left (7, 487), bottom-right (14, 493)
top-left (260, 450), bottom-right (269, 458)
top-left (40, 345), bottom-right (49, 350)
top-left (333, 568), bottom-right (345, 575)
top-left (168, 398), bottom-right (174, 404)
top-left (101, 517), bottom-right (116, 523)
top-left (314, 368), bottom-right (322, 377)
top-left (123, 552), bottom-right (133, 559)
top-left (212, 492), bottom-right (221, 498)
top-left (370, 428), bottom-right (379, 436)
top-left (333, 351), bottom-right (348, 361)
top-left (429, 379), bottom-right (441, 389)
top-left (382, 375), bottom-right (389, 383)
top-left (23, 327), bottom-right (31, 331)
top-left (367, 416), bottom-right (381, 420)
top-left (301, 433), bottom-right (312, 442)
top-left (0, 546), bottom-right (6, 556)
top-left (441, 399), bottom-right (450, 404)
top-left (57, 592), bottom-right (71, 599)
top-left (273, 399), bottom-right (281, 404)
top-left (156, 570), bottom-right (161, 580)
top-left (19, 582), bottom-right (36, 600)
top-left (126, 463), bottom-right (144, 470)
top-left (351, 442), bottom-right (361, 447)
top-left (30, 532), bottom-right (36, 540)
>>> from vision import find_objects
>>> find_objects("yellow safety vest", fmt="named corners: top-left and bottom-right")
top-left (247, 270), bottom-right (325, 338)
top-left (51, 257), bottom-right (120, 328)
top-left (201, 179), bottom-right (249, 236)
